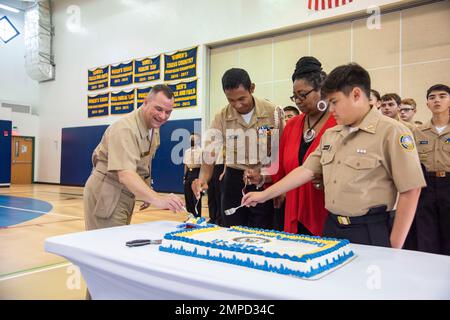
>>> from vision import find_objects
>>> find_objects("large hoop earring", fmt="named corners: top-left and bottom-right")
top-left (317, 100), bottom-right (328, 112)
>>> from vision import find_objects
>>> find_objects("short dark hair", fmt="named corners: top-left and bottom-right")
top-left (381, 93), bottom-right (401, 106)
top-left (426, 84), bottom-right (450, 99)
top-left (150, 84), bottom-right (174, 99)
top-left (370, 89), bottom-right (381, 101)
top-left (222, 68), bottom-right (252, 91)
top-left (291, 56), bottom-right (327, 91)
top-left (321, 63), bottom-right (371, 98)
top-left (283, 105), bottom-right (300, 115)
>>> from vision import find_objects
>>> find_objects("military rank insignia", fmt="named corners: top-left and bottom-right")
top-left (399, 134), bottom-right (415, 151)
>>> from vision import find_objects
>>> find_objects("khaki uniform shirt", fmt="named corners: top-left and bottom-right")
top-left (399, 119), bottom-right (416, 132)
top-left (215, 147), bottom-right (225, 165)
top-left (413, 121), bottom-right (450, 172)
top-left (208, 96), bottom-right (285, 171)
top-left (183, 146), bottom-right (203, 169)
top-left (92, 107), bottom-right (160, 185)
top-left (303, 107), bottom-right (426, 217)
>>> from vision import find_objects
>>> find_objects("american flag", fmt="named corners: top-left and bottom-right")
top-left (308, 0), bottom-right (354, 10)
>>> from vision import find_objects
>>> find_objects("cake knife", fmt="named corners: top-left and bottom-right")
top-left (125, 239), bottom-right (162, 247)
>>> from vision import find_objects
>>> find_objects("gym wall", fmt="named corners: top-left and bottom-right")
top-left (208, 1), bottom-right (450, 125)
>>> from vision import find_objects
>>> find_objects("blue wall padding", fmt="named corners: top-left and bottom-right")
top-left (152, 118), bottom-right (201, 193)
top-left (0, 120), bottom-right (12, 186)
top-left (60, 118), bottom-right (201, 193)
top-left (61, 125), bottom-right (108, 186)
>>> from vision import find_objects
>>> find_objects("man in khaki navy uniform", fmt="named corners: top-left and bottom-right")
top-left (84, 84), bottom-right (184, 231)
top-left (192, 68), bottom-right (284, 228)
top-left (410, 84), bottom-right (450, 255)
top-left (243, 64), bottom-right (425, 249)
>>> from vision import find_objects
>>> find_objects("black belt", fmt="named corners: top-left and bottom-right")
top-left (329, 206), bottom-right (389, 226)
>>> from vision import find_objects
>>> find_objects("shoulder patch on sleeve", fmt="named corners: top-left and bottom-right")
top-left (399, 134), bottom-right (415, 151)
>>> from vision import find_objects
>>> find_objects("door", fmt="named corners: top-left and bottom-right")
top-left (0, 120), bottom-right (12, 186)
top-left (11, 136), bottom-right (34, 184)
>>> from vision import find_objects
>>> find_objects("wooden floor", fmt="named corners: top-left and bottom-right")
top-left (0, 184), bottom-right (205, 299)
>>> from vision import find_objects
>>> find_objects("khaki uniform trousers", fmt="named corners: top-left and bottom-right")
top-left (83, 170), bottom-right (135, 231)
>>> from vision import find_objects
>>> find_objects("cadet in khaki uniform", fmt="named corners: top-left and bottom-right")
top-left (411, 84), bottom-right (450, 255)
top-left (380, 93), bottom-right (401, 120)
top-left (380, 93), bottom-right (416, 132)
top-left (192, 68), bottom-right (284, 228)
top-left (207, 147), bottom-right (225, 225)
top-left (183, 133), bottom-right (203, 217)
top-left (84, 85), bottom-right (184, 231)
top-left (243, 64), bottom-right (426, 249)
top-left (399, 98), bottom-right (418, 125)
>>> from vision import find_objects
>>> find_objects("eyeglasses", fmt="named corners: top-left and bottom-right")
top-left (290, 89), bottom-right (315, 102)
top-left (399, 108), bottom-right (415, 113)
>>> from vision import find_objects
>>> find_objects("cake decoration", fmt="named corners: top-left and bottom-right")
top-left (160, 225), bottom-right (355, 279)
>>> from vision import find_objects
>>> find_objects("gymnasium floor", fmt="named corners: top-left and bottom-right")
top-left (0, 184), bottom-right (195, 299)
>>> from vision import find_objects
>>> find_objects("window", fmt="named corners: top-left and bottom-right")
top-left (0, 16), bottom-right (20, 43)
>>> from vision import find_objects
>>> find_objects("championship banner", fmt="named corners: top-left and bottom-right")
top-left (88, 66), bottom-right (109, 91)
top-left (134, 55), bottom-right (161, 83)
top-left (110, 89), bottom-right (135, 115)
top-left (167, 79), bottom-right (197, 109)
top-left (87, 93), bottom-right (109, 118)
top-left (110, 61), bottom-right (134, 87)
top-left (136, 86), bottom-right (152, 108)
top-left (164, 47), bottom-right (197, 81)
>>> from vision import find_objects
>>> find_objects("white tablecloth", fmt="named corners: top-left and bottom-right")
top-left (45, 220), bottom-right (450, 300)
